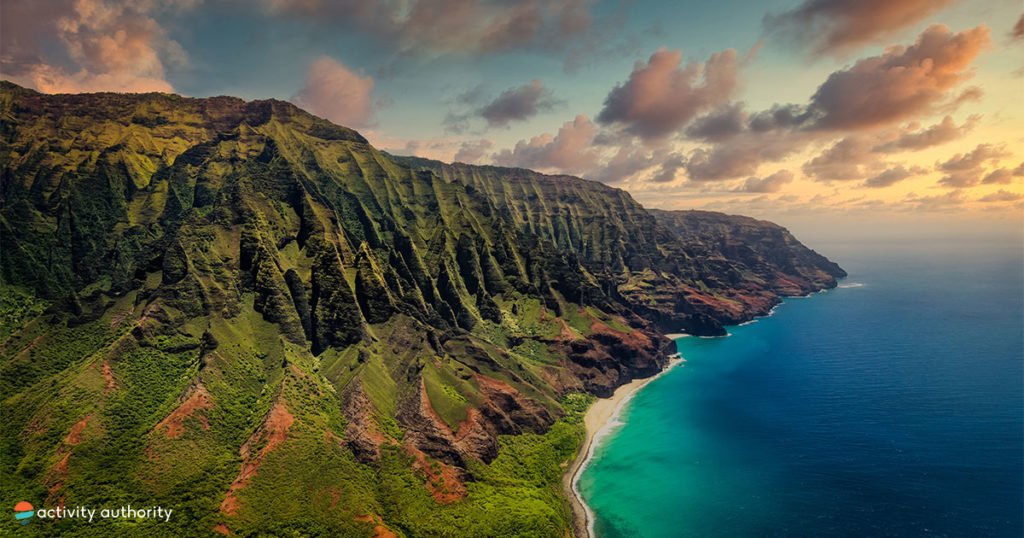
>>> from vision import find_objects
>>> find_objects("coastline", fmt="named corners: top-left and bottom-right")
top-left (564, 356), bottom-right (684, 538)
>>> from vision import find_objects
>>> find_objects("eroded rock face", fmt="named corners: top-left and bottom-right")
top-left (474, 374), bottom-right (554, 435)
top-left (555, 320), bottom-right (672, 397)
top-left (0, 82), bottom-right (845, 534)
top-left (650, 209), bottom-right (847, 295)
top-left (394, 372), bottom-right (560, 469)
top-left (342, 383), bottom-right (387, 463)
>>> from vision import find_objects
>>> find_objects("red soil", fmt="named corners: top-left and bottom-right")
top-left (453, 407), bottom-right (483, 442)
top-left (404, 442), bottom-right (467, 504)
top-left (220, 399), bottom-right (295, 515)
top-left (559, 318), bottom-right (578, 340)
top-left (154, 383), bottom-right (213, 438)
top-left (102, 360), bottom-right (117, 392)
top-left (64, 415), bottom-right (91, 445)
top-left (411, 382), bottom-right (468, 503)
top-left (590, 318), bottom-right (654, 350)
top-left (355, 514), bottom-right (399, 538)
top-left (419, 381), bottom-right (455, 436)
top-left (45, 414), bottom-right (91, 505)
top-left (328, 487), bottom-right (341, 509)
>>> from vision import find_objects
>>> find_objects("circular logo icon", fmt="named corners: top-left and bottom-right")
top-left (14, 502), bottom-right (34, 525)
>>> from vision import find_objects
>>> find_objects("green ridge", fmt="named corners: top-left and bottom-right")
top-left (0, 82), bottom-right (844, 537)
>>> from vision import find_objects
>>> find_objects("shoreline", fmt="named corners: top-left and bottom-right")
top-left (562, 288), bottom-right (836, 536)
top-left (564, 357), bottom-right (684, 538)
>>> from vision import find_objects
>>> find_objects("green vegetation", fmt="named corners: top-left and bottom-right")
top-left (0, 287), bottom-right (47, 339)
top-left (374, 415), bottom-right (584, 537)
top-left (0, 82), bottom-right (843, 537)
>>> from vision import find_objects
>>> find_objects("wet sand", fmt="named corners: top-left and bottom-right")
top-left (564, 358), bottom-right (683, 538)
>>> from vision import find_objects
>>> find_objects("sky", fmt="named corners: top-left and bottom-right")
top-left (2, 0), bottom-right (1022, 240)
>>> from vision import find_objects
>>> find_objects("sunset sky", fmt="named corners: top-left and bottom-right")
top-left (3, 0), bottom-right (1022, 239)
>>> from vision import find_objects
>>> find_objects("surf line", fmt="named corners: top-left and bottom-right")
top-left (569, 356), bottom-right (684, 538)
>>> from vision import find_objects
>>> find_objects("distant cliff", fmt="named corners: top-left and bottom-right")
top-left (650, 208), bottom-right (847, 307)
top-left (0, 82), bottom-right (843, 537)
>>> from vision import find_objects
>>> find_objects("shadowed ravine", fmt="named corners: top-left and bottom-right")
top-left (0, 82), bottom-right (843, 537)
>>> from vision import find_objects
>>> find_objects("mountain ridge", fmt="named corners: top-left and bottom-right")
top-left (0, 82), bottom-right (843, 537)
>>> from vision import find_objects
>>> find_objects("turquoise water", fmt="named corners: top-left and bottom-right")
top-left (579, 238), bottom-right (1024, 537)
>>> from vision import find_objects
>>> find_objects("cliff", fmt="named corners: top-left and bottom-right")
top-left (0, 82), bottom-right (842, 536)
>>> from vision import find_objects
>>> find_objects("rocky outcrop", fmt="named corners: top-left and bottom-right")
top-left (555, 319), bottom-right (672, 397)
top-left (0, 82), bottom-right (844, 535)
top-left (650, 209), bottom-right (847, 296)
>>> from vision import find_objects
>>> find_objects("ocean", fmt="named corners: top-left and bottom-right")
top-left (578, 237), bottom-right (1024, 537)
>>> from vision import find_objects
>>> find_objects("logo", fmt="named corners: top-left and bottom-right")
top-left (13, 502), bottom-right (34, 525)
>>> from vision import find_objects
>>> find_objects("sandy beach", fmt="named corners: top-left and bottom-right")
top-left (564, 358), bottom-right (683, 538)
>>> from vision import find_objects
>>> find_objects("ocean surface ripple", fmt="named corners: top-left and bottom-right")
top-left (580, 238), bottom-right (1024, 538)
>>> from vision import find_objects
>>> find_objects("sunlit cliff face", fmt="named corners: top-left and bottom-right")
top-left (3, 0), bottom-right (1021, 230)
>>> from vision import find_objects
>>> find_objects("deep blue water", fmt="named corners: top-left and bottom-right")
top-left (580, 238), bottom-right (1024, 537)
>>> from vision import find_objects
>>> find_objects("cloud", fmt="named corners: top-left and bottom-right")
top-left (1013, 14), bottom-right (1024, 41)
top-left (938, 144), bottom-right (1010, 172)
top-left (442, 112), bottom-right (473, 135)
top-left (937, 143), bottom-right (1012, 187)
top-left (444, 79), bottom-right (560, 132)
top-left (725, 26), bottom-right (988, 137)
top-left (491, 24), bottom-right (995, 190)
top-left (873, 115), bottom-right (978, 152)
top-left (650, 153), bottom-right (687, 183)
top-left (292, 56), bottom-right (375, 128)
top-left (979, 190), bottom-right (1023, 203)
top-left (663, 25), bottom-right (989, 184)
top-left (802, 136), bottom-right (878, 181)
top-left (373, 134), bottom-right (485, 163)
top-left (765, 0), bottom-right (957, 56)
top-left (597, 47), bottom-right (740, 140)
top-left (938, 172), bottom-right (981, 188)
top-left (686, 103), bottom-right (747, 142)
top-left (478, 79), bottom-right (559, 127)
top-left (737, 170), bottom-right (795, 193)
top-left (863, 165), bottom-right (926, 188)
top-left (748, 104), bottom-right (809, 132)
top-left (453, 139), bottom-right (494, 164)
top-left (585, 141), bottom-right (678, 184)
top-left (685, 128), bottom-right (810, 180)
top-left (803, 25), bottom-right (990, 130)
top-left (904, 189), bottom-right (967, 210)
top-left (981, 168), bottom-right (1014, 185)
top-left (493, 114), bottom-right (598, 174)
top-left (1, 0), bottom-right (194, 93)
top-left (259, 0), bottom-right (595, 57)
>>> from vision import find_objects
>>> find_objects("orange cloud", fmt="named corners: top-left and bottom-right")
top-left (805, 25), bottom-right (989, 130)
top-left (737, 170), bottom-right (795, 193)
top-left (766, 0), bottom-right (958, 56)
top-left (981, 168), bottom-right (1016, 185)
top-left (292, 56), bottom-right (376, 129)
top-left (937, 143), bottom-right (1012, 187)
top-left (873, 115), bottom-right (978, 152)
top-left (863, 165), bottom-right (927, 188)
top-left (597, 48), bottom-right (740, 140)
top-left (1, 0), bottom-right (191, 93)
top-left (803, 136), bottom-right (878, 181)
top-left (493, 114), bottom-right (598, 173)
top-left (669, 25), bottom-right (990, 184)
top-left (259, 0), bottom-right (593, 56)
top-left (979, 190), bottom-right (1023, 203)
top-left (684, 128), bottom-right (809, 181)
